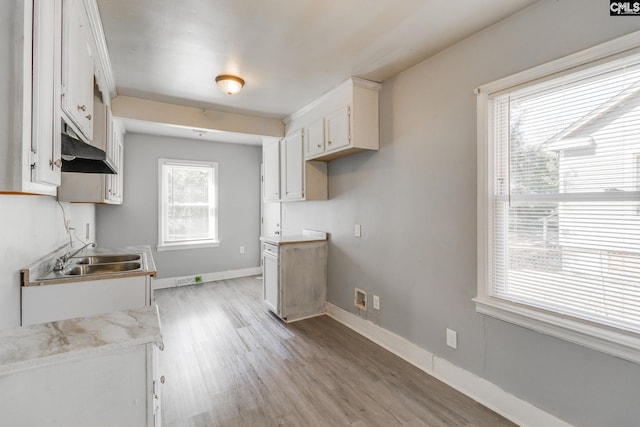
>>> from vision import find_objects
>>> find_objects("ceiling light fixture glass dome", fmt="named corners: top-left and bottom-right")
top-left (215, 74), bottom-right (245, 95)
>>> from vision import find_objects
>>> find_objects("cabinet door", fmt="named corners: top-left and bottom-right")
top-left (31, 0), bottom-right (62, 186)
top-left (106, 119), bottom-right (124, 203)
top-left (263, 250), bottom-right (279, 314)
top-left (281, 129), bottom-right (304, 200)
top-left (325, 105), bottom-right (351, 152)
top-left (305, 118), bottom-right (325, 158)
top-left (61, 0), bottom-right (94, 140)
top-left (105, 133), bottom-right (121, 203)
top-left (263, 138), bottom-right (281, 202)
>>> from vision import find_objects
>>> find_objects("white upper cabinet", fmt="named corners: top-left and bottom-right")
top-left (289, 77), bottom-right (381, 162)
top-left (324, 105), bottom-right (351, 153)
top-left (0, 0), bottom-right (62, 195)
top-left (31, 0), bottom-right (63, 187)
top-left (61, 0), bottom-right (94, 142)
top-left (262, 133), bottom-right (328, 203)
top-left (105, 119), bottom-right (125, 203)
top-left (58, 110), bottom-right (125, 204)
top-left (263, 138), bottom-right (281, 202)
top-left (305, 118), bottom-right (325, 158)
top-left (281, 129), bottom-right (305, 200)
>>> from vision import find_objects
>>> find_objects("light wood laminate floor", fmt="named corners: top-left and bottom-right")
top-left (155, 276), bottom-right (515, 427)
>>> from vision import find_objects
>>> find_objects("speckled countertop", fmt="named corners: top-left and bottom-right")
top-left (21, 245), bottom-right (157, 286)
top-left (0, 305), bottom-right (162, 375)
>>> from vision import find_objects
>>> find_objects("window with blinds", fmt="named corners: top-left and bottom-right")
top-left (477, 33), bottom-right (640, 361)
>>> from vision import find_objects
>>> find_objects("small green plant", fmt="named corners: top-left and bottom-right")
top-left (195, 275), bottom-right (203, 283)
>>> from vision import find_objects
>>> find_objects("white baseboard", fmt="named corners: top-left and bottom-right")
top-left (152, 266), bottom-right (262, 290)
top-left (325, 303), bottom-right (572, 427)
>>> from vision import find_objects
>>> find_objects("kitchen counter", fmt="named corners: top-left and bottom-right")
top-left (0, 305), bottom-right (162, 375)
top-left (261, 229), bottom-right (328, 245)
top-left (21, 244), bottom-right (157, 286)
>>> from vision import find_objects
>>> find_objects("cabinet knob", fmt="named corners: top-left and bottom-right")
top-left (317, 144), bottom-right (321, 148)
top-left (160, 376), bottom-right (165, 384)
top-left (77, 104), bottom-right (86, 112)
top-left (328, 140), bottom-right (332, 145)
top-left (50, 158), bottom-right (62, 169)
top-left (86, 114), bottom-right (92, 120)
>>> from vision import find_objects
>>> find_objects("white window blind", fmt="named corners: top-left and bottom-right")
top-left (486, 53), bottom-right (640, 334)
top-left (158, 159), bottom-right (219, 250)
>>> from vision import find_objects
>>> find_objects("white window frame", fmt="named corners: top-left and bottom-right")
top-left (475, 30), bottom-right (640, 364)
top-left (157, 158), bottom-right (219, 251)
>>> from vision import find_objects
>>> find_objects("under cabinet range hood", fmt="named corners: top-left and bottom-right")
top-left (61, 132), bottom-right (116, 174)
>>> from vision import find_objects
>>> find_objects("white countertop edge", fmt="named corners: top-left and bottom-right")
top-left (260, 230), bottom-right (328, 245)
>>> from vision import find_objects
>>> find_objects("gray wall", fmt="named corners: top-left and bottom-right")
top-left (96, 133), bottom-right (261, 279)
top-left (282, 1), bottom-right (640, 426)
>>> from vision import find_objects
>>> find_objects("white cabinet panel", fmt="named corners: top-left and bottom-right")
top-left (263, 137), bottom-right (281, 202)
top-left (61, 0), bottom-right (94, 141)
top-left (281, 129), bottom-right (304, 200)
top-left (263, 245), bottom-right (279, 314)
top-left (325, 105), bottom-right (351, 153)
top-left (305, 118), bottom-right (325, 158)
top-left (21, 275), bottom-right (149, 326)
top-left (31, 0), bottom-right (62, 187)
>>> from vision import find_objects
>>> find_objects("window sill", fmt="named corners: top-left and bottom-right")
top-left (473, 296), bottom-right (640, 365)
top-left (157, 241), bottom-right (220, 252)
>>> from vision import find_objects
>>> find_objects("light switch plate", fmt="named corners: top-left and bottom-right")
top-left (354, 224), bottom-right (361, 237)
top-left (446, 328), bottom-right (457, 349)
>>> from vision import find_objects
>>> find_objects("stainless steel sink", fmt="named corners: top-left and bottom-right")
top-left (72, 254), bottom-right (141, 265)
top-left (64, 262), bottom-right (142, 276)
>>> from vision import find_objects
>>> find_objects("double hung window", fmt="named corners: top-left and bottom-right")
top-left (476, 33), bottom-right (640, 363)
top-left (158, 159), bottom-right (219, 250)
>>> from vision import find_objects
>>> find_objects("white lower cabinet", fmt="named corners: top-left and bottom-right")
top-left (263, 240), bottom-right (328, 322)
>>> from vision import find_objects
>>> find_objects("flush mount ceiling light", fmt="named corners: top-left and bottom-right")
top-left (215, 74), bottom-right (245, 95)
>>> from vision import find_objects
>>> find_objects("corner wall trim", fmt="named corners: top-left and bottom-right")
top-left (325, 303), bottom-right (572, 427)
top-left (152, 266), bottom-right (262, 290)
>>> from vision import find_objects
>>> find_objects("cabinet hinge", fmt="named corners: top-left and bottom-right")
top-left (30, 149), bottom-right (37, 170)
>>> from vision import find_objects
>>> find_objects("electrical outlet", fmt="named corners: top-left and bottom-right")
top-left (354, 224), bottom-right (361, 237)
top-left (85, 223), bottom-right (90, 240)
top-left (240, 246), bottom-right (245, 254)
top-left (354, 288), bottom-right (367, 310)
top-left (446, 328), bottom-right (457, 349)
top-left (373, 295), bottom-right (380, 310)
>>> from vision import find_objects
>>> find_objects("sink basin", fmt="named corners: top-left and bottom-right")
top-left (64, 262), bottom-right (142, 276)
top-left (72, 254), bottom-right (141, 265)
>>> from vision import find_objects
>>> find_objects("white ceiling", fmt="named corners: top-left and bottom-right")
top-left (97, 0), bottom-right (537, 141)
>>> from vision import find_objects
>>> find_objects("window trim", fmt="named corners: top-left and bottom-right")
top-left (475, 30), bottom-right (640, 364)
top-left (157, 158), bottom-right (220, 251)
